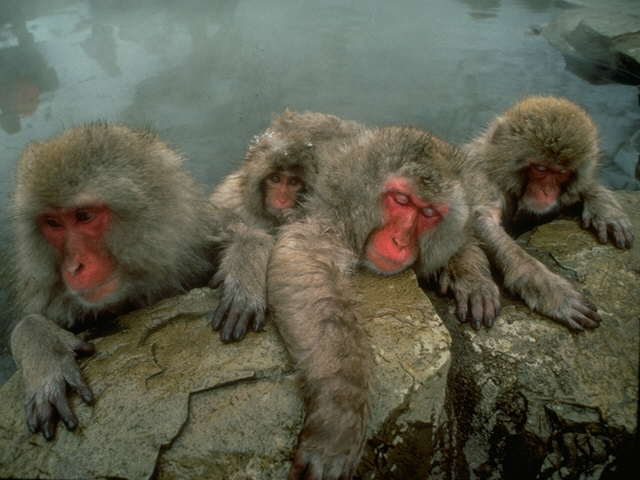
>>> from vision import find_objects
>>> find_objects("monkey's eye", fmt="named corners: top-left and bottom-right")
top-left (268, 173), bottom-right (281, 183)
top-left (393, 193), bottom-right (410, 205)
top-left (559, 169), bottom-right (568, 174)
top-left (76, 209), bottom-right (95, 223)
top-left (44, 218), bottom-right (63, 228)
top-left (533, 165), bottom-right (547, 172)
top-left (422, 207), bottom-right (436, 218)
top-left (288, 177), bottom-right (302, 187)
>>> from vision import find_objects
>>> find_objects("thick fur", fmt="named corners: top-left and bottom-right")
top-left (463, 96), bottom-right (626, 330)
top-left (10, 123), bottom-right (216, 439)
top-left (268, 125), bottom-right (496, 479)
top-left (208, 110), bottom-right (364, 342)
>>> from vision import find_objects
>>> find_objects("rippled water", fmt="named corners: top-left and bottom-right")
top-left (0, 0), bottom-right (639, 381)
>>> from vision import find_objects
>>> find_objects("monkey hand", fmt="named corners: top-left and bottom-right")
top-left (439, 268), bottom-right (501, 330)
top-left (507, 265), bottom-right (601, 332)
top-left (209, 270), bottom-right (267, 343)
top-left (582, 201), bottom-right (634, 249)
top-left (10, 315), bottom-right (95, 440)
top-left (289, 406), bottom-right (366, 480)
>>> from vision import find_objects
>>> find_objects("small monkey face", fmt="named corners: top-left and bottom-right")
top-left (38, 205), bottom-right (119, 304)
top-left (520, 162), bottom-right (573, 214)
top-left (264, 170), bottom-right (304, 217)
top-left (364, 176), bottom-right (448, 275)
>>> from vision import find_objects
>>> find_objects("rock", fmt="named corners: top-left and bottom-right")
top-left (542, 7), bottom-right (640, 84)
top-left (427, 192), bottom-right (639, 479)
top-left (0, 271), bottom-right (451, 480)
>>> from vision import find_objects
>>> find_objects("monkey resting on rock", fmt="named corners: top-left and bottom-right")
top-left (9, 123), bottom-right (216, 440)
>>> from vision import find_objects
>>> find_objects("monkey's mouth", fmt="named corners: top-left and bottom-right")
top-left (71, 276), bottom-right (120, 304)
top-left (365, 248), bottom-right (413, 275)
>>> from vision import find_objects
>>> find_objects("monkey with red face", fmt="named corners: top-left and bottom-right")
top-left (464, 96), bottom-right (629, 331)
top-left (9, 123), bottom-right (216, 440)
top-left (209, 110), bottom-right (364, 342)
top-left (268, 126), bottom-right (498, 478)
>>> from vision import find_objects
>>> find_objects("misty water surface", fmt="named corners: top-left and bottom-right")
top-left (0, 0), bottom-right (639, 381)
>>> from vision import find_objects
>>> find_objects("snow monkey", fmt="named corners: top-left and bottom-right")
top-left (465, 95), bottom-right (630, 330)
top-left (268, 126), bottom-right (499, 479)
top-left (9, 123), bottom-right (216, 440)
top-left (208, 110), bottom-right (364, 342)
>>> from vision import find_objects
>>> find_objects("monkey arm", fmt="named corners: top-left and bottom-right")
top-left (436, 239), bottom-right (501, 330)
top-left (268, 218), bottom-right (371, 480)
top-left (580, 183), bottom-right (634, 249)
top-left (10, 314), bottom-right (95, 440)
top-left (209, 223), bottom-right (274, 342)
top-left (474, 208), bottom-right (601, 331)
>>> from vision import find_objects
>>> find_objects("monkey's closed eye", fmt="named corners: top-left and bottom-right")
top-left (44, 218), bottom-right (63, 228)
top-left (532, 164), bottom-right (547, 172)
top-left (422, 207), bottom-right (436, 218)
top-left (393, 193), bottom-right (410, 205)
top-left (76, 210), bottom-right (95, 223)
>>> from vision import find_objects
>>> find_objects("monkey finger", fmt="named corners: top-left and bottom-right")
top-left (470, 293), bottom-right (484, 330)
top-left (210, 271), bottom-right (225, 289)
top-left (25, 399), bottom-right (38, 434)
top-left (73, 340), bottom-right (96, 357)
top-left (65, 369), bottom-right (94, 405)
top-left (594, 220), bottom-right (608, 244)
top-left (252, 309), bottom-right (266, 332)
top-left (211, 293), bottom-right (234, 330)
top-left (232, 310), bottom-right (253, 341)
top-left (221, 302), bottom-right (245, 343)
top-left (438, 272), bottom-right (451, 295)
top-left (483, 296), bottom-right (497, 328)
top-left (570, 311), bottom-right (600, 330)
top-left (51, 393), bottom-right (78, 431)
top-left (38, 402), bottom-right (57, 440)
top-left (454, 292), bottom-right (469, 324)
top-left (573, 302), bottom-right (601, 324)
top-left (581, 214), bottom-right (592, 230)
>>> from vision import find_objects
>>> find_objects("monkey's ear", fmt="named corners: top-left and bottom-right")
top-left (487, 116), bottom-right (510, 145)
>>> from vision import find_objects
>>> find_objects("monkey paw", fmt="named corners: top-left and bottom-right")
top-left (511, 269), bottom-right (601, 332)
top-left (439, 270), bottom-right (501, 330)
top-left (582, 209), bottom-right (634, 249)
top-left (289, 430), bottom-right (363, 480)
top-left (209, 271), bottom-right (267, 343)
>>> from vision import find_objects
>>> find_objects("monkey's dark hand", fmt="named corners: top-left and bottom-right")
top-left (10, 315), bottom-right (95, 440)
top-left (507, 265), bottom-right (601, 332)
top-left (209, 270), bottom-right (267, 343)
top-left (582, 204), bottom-right (634, 249)
top-left (439, 268), bottom-right (501, 330)
top-left (289, 408), bottom-right (365, 480)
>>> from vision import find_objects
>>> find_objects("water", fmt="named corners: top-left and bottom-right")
top-left (0, 0), bottom-right (639, 382)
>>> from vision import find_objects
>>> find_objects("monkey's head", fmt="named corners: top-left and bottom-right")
top-left (13, 123), bottom-right (212, 311)
top-left (315, 127), bottom-right (470, 276)
top-left (483, 96), bottom-right (599, 215)
top-left (243, 128), bottom-right (315, 223)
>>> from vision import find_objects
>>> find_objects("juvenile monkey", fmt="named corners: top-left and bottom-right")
top-left (464, 96), bottom-right (628, 330)
top-left (268, 126), bottom-right (498, 478)
top-left (209, 110), bottom-right (364, 342)
top-left (10, 123), bottom-right (215, 440)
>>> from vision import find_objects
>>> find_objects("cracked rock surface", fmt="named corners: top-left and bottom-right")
top-left (0, 270), bottom-right (451, 480)
top-left (427, 192), bottom-right (639, 480)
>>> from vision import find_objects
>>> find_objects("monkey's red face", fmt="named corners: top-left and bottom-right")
top-left (264, 170), bottom-right (304, 215)
top-left (38, 205), bottom-right (119, 305)
top-left (365, 177), bottom-right (448, 275)
top-left (521, 163), bottom-right (573, 214)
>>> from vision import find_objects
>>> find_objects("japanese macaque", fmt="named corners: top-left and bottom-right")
top-left (464, 95), bottom-right (630, 330)
top-left (268, 126), bottom-right (498, 478)
top-left (209, 110), bottom-right (364, 342)
top-left (9, 123), bottom-right (215, 440)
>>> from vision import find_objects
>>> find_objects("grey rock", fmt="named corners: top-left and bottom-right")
top-left (428, 192), bottom-right (639, 479)
top-left (0, 271), bottom-right (451, 480)
top-left (542, 8), bottom-right (640, 84)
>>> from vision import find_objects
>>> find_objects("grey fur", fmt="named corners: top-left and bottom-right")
top-left (464, 96), bottom-right (625, 330)
top-left (208, 110), bottom-right (364, 342)
top-left (268, 125), bottom-right (496, 478)
top-left (9, 123), bottom-right (216, 439)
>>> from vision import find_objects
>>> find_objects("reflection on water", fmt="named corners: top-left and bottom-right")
top-left (0, 0), bottom-right (639, 376)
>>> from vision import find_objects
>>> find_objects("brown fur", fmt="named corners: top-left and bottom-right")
top-left (208, 110), bottom-right (364, 342)
top-left (268, 125), bottom-right (497, 478)
top-left (463, 96), bottom-right (625, 330)
top-left (9, 123), bottom-right (216, 439)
